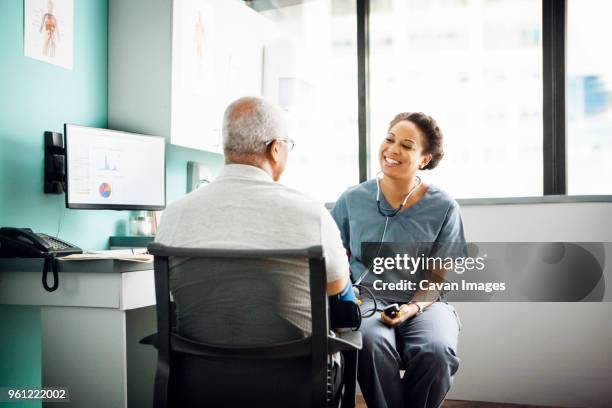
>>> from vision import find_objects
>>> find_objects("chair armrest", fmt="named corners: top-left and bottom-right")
top-left (328, 331), bottom-right (362, 354)
top-left (140, 333), bottom-right (157, 346)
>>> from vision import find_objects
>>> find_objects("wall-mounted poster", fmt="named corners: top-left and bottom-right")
top-left (171, 0), bottom-right (268, 153)
top-left (24, 0), bottom-right (74, 69)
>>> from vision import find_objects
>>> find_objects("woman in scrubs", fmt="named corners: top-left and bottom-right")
top-left (331, 112), bottom-right (465, 408)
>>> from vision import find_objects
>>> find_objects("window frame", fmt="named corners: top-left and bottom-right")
top-left (542, 0), bottom-right (566, 195)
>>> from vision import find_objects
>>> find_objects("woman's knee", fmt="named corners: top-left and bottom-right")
top-left (360, 317), bottom-right (393, 347)
top-left (408, 340), bottom-right (460, 376)
top-left (361, 327), bottom-right (394, 356)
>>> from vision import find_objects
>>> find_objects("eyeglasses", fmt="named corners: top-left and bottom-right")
top-left (264, 138), bottom-right (295, 151)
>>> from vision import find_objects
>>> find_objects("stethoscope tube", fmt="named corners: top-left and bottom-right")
top-left (356, 175), bottom-right (420, 285)
top-left (354, 175), bottom-right (422, 317)
top-left (354, 216), bottom-right (389, 286)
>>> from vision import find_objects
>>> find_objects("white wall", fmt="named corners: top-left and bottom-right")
top-left (448, 202), bottom-right (612, 407)
top-left (108, 0), bottom-right (172, 139)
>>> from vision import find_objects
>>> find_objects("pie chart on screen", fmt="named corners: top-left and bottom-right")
top-left (99, 182), bottom-right (112, 198)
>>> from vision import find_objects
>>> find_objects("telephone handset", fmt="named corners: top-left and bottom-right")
top-left (0, 227), bottom-right (82, 292)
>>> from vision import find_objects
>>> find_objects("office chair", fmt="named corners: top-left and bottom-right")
top-left (142, 243), bottom-right (362, 408)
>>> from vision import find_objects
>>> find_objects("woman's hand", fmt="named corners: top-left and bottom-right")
top-left (380, 303), bottom-right (419, 327)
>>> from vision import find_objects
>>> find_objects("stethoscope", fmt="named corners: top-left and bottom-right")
top-left (354, 174), bottom-right (423, 317)
top-left (376, 173), bottom-right (422, 218)
top-left (354, 173), bottom-right (422, 287)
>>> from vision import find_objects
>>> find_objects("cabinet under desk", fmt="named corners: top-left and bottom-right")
top-left (0, 257), bottom-right (157, 408)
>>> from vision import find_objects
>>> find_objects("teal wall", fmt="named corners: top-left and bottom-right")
top-left (0, 0), bottom-right (223, 403)
top-left (0, 1), bottom-right (224, 249)
top-left (0, 0), bottom-right (114, 250)
top-left (0, 1), bottom-right (111, 405)
top-left (0, 306), bottom-right (41, 407)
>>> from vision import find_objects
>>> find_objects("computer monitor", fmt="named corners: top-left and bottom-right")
top-left (65, 124), bottom-right (166, 210)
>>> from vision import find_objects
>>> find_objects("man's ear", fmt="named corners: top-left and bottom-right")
top-left (268, 139), bottom-right (281, 163)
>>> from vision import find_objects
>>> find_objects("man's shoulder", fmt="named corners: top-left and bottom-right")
top-left (162, 179), bottom-right (328, 225)
top-left (271, 183), bottom-right (326, 216)
top-left (161, 190), bottom-right (191, 214)
top-left (183, 178), bottom-right (325, 218)
top-left (275, 183), bottom-right (319, 202)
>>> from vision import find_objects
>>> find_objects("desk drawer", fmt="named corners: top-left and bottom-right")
top-left (0, 271), bottom-right (121, 308)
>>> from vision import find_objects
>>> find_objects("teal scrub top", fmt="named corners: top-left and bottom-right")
top-left (331, 179), bottom-right (466, 302)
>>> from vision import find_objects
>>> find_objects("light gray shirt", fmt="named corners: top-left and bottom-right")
top-left (156, 164), bottom-right (349, 343)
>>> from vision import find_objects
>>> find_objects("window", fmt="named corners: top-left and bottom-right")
top-left (567, 0), bottom-right (612, 195)
top-left (247, 0), bottom-right (359, 202)
top-left (243, 0), bottom-right (610, 201)
top-left (368, 0), bottom-right (543, 199)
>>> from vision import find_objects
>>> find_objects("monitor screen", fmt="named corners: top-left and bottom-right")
top-left (65, 124), bottom-right (166, 210)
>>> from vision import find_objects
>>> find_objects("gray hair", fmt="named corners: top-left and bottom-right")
top-left (222, 97), bottom-right (287, 155)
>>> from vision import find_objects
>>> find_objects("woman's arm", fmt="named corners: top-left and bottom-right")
top-left (380, 266), bottom-right (445, 326)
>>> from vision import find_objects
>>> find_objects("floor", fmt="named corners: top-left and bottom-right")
top-left (355, 396), bottom-right (561, 408)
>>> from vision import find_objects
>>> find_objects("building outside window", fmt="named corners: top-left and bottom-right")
top-left (369, 0), bottom-right (543, 199)
top-left (567, 0), bottom-right (612, 195)
top-left (247, 0), bottom-right (610, 200)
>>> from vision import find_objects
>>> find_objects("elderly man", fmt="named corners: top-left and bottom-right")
top-left (156, 96), bottom-right (353, 345)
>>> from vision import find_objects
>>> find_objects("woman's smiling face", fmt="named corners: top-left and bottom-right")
top-left (379, 120), bottom-right (431, 180)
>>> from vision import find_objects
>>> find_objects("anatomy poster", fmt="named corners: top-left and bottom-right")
top-left (24, 0), bottom-right (74, 69)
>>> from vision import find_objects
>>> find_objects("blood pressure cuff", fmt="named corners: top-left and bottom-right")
top-left (329, 280), bottom-right (361, 330)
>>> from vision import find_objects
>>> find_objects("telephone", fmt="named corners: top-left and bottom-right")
top-left (0, 227), bottom-right (82, 292)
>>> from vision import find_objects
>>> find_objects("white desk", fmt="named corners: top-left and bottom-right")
top-left (0, 258), bottom-right (158, 407)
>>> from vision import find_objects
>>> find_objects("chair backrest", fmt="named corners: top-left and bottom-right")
top-left (147, 243), bottom-right (330, 408)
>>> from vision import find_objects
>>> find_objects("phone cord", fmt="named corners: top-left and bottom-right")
top-left (42, 253), bottom-right (59, 292)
